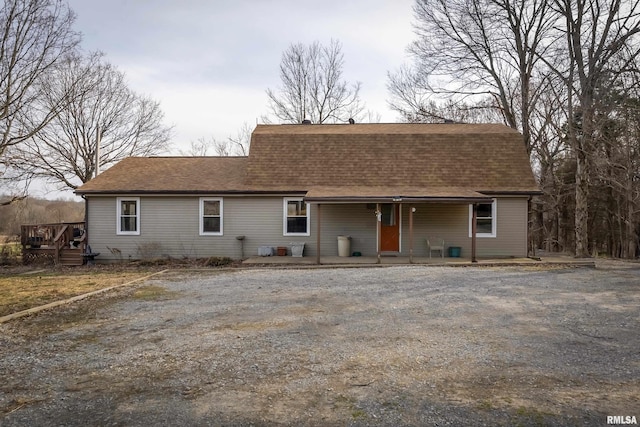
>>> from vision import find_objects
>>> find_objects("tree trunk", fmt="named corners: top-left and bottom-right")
top-left (626, 182), bottom-right (637, 259)
top-left (574, 149), bottom-right (590, 257)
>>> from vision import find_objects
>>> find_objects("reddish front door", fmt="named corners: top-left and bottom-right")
top-left (379, 203), bottom-right (400, 252)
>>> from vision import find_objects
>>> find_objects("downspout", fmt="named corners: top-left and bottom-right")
top-left (82, 194), bottom-right (88, 252)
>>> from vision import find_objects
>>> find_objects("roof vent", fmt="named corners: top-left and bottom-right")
top-left (301, 119), bottom-right (312, 125)
top-left (348, 118), bottom-right (355, 124)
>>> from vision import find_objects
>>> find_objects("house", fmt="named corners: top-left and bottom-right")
top-left (75, 123), bottom-right (541, 262)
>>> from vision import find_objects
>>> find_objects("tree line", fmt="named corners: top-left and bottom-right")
top-left (0, 195), bottom-right (84, 236)
top-left (389, 0), bottom-right (640, 258)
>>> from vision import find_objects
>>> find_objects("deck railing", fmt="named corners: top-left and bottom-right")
top-left (21, 222), bottom-right (86, 264)
top-left (21, 222), bottom-right (86, 248)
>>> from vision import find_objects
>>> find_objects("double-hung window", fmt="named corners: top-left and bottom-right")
top-left (469, 199), bottom-right (497, 238)
top-left (117, 197), bottom-right (140, 235)
top-left (200, 198), bottom-right (223, 235)
top-left (284, 198), bottom-right (310, 236)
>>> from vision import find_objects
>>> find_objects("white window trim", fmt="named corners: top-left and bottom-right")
top-left (199, 197), bottom-right (223, 236)
top-left (469, 198), bottom-right (497, 238)
top-left (117, 197), bottom-right (140, 236)
top-left (283, 197), bottom-right (310, 236)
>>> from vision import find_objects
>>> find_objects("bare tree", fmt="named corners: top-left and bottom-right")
top-left (10, 52), bottom-right (172, 190)
top-left (388, 0), bottom-right (556, 154)
top-left (182, 122), bottom-right (252, 157)
top-left (179, 138), bottom-right (213, 156)
top-left (0, 0), bottom-right (80, 159)
top-left (225, 122), bottom-right (251, 155)
top-left (266, 40), bottom-right (364, 124)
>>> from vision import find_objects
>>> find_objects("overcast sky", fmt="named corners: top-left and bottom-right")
top-left (64, 0), bottom-right (416, 154)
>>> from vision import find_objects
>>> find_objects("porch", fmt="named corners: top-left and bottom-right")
top-left (20, 222), bottom-right (96, 266)
top-left (242, 254), bottom-right (596, 268)
top-left (302, 187), bottom-right (503, 265)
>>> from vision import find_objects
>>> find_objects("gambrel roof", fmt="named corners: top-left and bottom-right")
top-left (76, 123), bottom-right (540, 199)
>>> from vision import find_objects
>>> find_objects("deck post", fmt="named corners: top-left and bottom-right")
top-left (316, 203), bottom-right (321, 265)
top-left (471, 203), bottom-right (478, 263)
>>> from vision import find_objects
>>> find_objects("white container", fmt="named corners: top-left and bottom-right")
top-left (258, 246), bottom-right (274, 256)
top-left (290, 243), bottom-right (305, 257)
top-left (337, 235), bottom-right (351, 257)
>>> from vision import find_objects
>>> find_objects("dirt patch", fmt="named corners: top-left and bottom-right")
top-left (0, 266), bottom-right (638, 425)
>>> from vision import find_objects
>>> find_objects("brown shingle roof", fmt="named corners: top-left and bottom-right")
top-left (245, 123), bottom-right (539, 194)
top-left (76, 123), bottom-right (540, 196)
top-left (76, 157), bottom-right (248, 194)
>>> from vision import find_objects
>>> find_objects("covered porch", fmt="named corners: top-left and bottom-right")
top-left (304, 186), bottom-right (495, 264)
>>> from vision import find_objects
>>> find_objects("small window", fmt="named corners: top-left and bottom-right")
top-left (469, 199), bottom-right (497, 238)
top-left (284, 198), bottom-right (310, 236)
top-left (200, 198), bottom-right (223, 235)
top-left (117, 197), bottom-right (140, 235)
top-left (380, 204), bottom-right (396, 226)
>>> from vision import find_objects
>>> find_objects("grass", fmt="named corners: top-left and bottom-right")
top-left (132, 285), bottom-right (181, 300)
top-left (0, 270), bottom-right (155, 317)
top-left (0, 240), bottom-right (21, 265)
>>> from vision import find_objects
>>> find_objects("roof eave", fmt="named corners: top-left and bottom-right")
top-left (74, 189), bottom-right (307, 196)
top-left (303, 196), bottom-right (494, 204)
top-left (478, 190), bottom-right (543, 196)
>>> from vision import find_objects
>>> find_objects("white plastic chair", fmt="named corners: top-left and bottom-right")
top-left (427, 238), bottom-right (445, 259)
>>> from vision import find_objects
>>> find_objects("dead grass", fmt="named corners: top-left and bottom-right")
top-left (0, 270), bottom-right (155, 317)
top-left (132, 285), bottom-right (181, 300)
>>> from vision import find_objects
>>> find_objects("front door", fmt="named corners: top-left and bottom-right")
top-left (379, 203), bottom-right (400, 252)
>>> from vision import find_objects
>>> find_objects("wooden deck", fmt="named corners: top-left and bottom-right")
top-left (21, 222), bottom-right (89, 266)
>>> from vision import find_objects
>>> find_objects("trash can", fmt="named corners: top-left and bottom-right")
top-left (290, 243), bottom-right (305, 257)
top-left (448, 246), bottom-right (461, 258)
top-left (337, 235), bottom-right (351, 257)
top-left (277, 246), bottom-right (287, 256)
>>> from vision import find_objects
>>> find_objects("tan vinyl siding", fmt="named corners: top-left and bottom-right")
top-left (474, 197), bottom-right (529, 257)
top-left (317, 204), bottom-right (378, 256)
top-left (87, 196), bottom-right (529, 262)
top-left (399, 197), bottom-right (529, 258)
top-left (87, 195), bottom-right (320, 261)
top-left (402, 203), bottom-right (469, 257)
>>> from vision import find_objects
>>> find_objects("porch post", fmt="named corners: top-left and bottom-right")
top-left (316, 203), bottom-right (321, 265)
top-left (409, 205), bottom-right (414, 263)
top-left (376, 203), bottom-right (381, 264)
top-left (471, 203), bottom-right (478, 263)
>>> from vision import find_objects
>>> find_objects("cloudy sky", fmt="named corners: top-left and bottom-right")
top-left (64, 0), bottom-right (417, 154)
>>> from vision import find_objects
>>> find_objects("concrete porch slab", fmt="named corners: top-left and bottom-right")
top-left (242, 255), bottom-right (596, 268)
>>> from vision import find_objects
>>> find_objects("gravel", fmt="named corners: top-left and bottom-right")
top-left (1, 264), bottom-right (639, 426)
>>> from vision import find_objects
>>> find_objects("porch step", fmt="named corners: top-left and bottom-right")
top-left (59, 249), bottom-right (83, 266)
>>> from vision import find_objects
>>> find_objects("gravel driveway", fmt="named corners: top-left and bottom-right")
top-left (1, 265), bottom-right (639, 426)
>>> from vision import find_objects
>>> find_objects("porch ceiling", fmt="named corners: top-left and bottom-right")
top-left (303, 186), bottom-right (494, 203)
